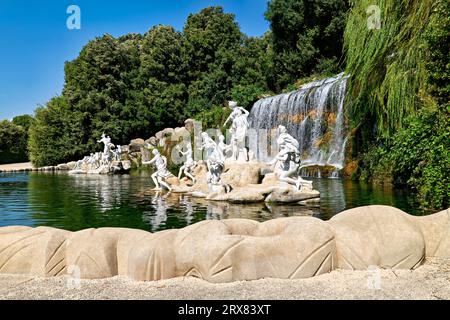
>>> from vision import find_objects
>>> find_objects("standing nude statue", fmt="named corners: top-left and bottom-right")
top-left (143, 149), bottom-right (173, 192)
top-left (224, 101), bottom-right (249, 161)
top-left (176, 142), bottom-right (197, 184)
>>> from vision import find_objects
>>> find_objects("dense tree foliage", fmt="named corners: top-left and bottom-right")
top-left (28, 6), bottom-right (283, 166)
top-left (28, 97), bottom-right (86, 166)
top-left (0, 115), bottom-right (33, 164)
top-left (344, 0), bottom-right (432, 140)
top-left (265, 0), bottom-right (349, 91)
top-left (62, 33), bottom-right (145, 152)
top-left (140, 26), bottom-right (188, 129)
top-left (423, 0), bottom-right (450, 104)
top-left (359, 108), bottom-right (449, 209)
top-left (354, 0), bottom-right (450, 209)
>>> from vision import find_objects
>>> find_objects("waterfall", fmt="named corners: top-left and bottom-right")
top-left (248, 73), bottom-right (348, 177)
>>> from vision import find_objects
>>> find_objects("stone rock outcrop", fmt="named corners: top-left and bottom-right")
top-left (264, 187), bottom-right (321, 204)
top-left (129, 138), bottom-right (146, 153)
top-left (170, 161), bottom-right (321, 204)
top-left (0, 206), bottom-right (448, 283)
top-left (145, 137), bottom-right (158, 147)
top-left (206, 185), bottom-right (272, 203)
top-left (221, 161), bottom-right (267, 187)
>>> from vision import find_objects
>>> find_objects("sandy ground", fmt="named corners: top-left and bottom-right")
top-left (0, 258), bottom-right (449, 300)
top-left (0, 162), bottom-right (33, 171)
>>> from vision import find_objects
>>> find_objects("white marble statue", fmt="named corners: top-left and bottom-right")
top-left (143, 149), bottom-right (173, 192)
top-left (96, 133), bottom-right (121, 166)
top-left (68, 134), bottom-right (129, 175)
top-left (112, 145), bottom-right (122, 162)
top-left (224, 101), bottom-right (249, 161)
top-left (201, 132), bottom-right (226, 191)
top-left (98, 133), bottom-right (113, 156)
top-left (86, 153), bottom-right (96, 167)
top-left (218, 135), bottom-right (231, 159)
top-left (270, 125), bottom-right (313, 191)
top-left (176, 142), bottom-right (197, 184)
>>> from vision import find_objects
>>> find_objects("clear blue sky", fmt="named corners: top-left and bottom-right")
top-left (0, 0), bottom-right (270, 120)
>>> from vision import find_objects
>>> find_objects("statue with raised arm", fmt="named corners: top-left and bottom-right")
top-left (69, 135), bottom-right (130, 175)
top-left (143, 149), bottom-right (173, 192)
top-left (270, 125), bottom-right (313, 191)
top-left (97, 133), bottom-right (112, 155)
top-left (176, 142), bottom-right (197, 184)
top-left (224, 101), bottom-right (249, 161)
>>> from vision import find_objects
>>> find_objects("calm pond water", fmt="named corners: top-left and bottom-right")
top-left (0, 171), bottom-right (432, 232)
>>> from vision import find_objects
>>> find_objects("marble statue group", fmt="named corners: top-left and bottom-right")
top-left (67, 101), bottom-right (315, 201)
top-left (69, 133), bottom-right (130, 175)
top-left (139, 101), bottom-right (314, 197)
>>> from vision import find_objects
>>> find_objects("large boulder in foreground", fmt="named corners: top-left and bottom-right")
top-left (415, 209), bottom-right (450, 258)
top-left (0, 226), bottom-right (70, 277)
top-left (127, 218), bottom-right (336, 282)
top-left (0, 206), bottom-right (448, 283)
top-left (328, 206), bottom-right (426, 270)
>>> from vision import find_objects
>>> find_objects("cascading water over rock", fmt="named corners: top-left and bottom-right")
top-left (248, 73), bottom-right (348, 177)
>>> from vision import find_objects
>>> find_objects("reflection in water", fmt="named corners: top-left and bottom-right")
top-left (201, 199), bottom-right (317, 222)
top-left (313, 178), bottom-right (347, 220)
top-left (69, 174), bottom-right (131, 213)
top-left (0, 171), bottom-right (433, 232)
top-left (179, 195), bottom-right (195, 225)
top-left (142, 192), bottom-right (169, 232)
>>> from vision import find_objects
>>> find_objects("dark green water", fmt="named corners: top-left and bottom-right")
top-left (0, 171), bottom-right (433, 232)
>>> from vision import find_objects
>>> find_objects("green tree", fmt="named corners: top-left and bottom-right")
top-left (355, 0), bottom-right (450, 209)
top-left (265, 0), bottom-right (349, 91)
top-left (12, 114), bottom-right (34, 131)
top-left (139, 25), bottom-right (189, 130)
top-left (423, 0), bottom-right (450, 104)
top-left (28, 96), bottom-right (86, 167)
top-left (344, 0), bottom-right (432, 141)
top-left (183, 7), bottom-right (243, 112)
top-left (62, 33), bottom-right (147, 151)
top-left (231, 34), bottom-right (274, 109)
top-left (0, 119), bottom-right (29, 164)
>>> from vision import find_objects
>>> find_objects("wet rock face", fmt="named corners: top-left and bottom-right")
top-left (0, 206), bottom-right (448, 283)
